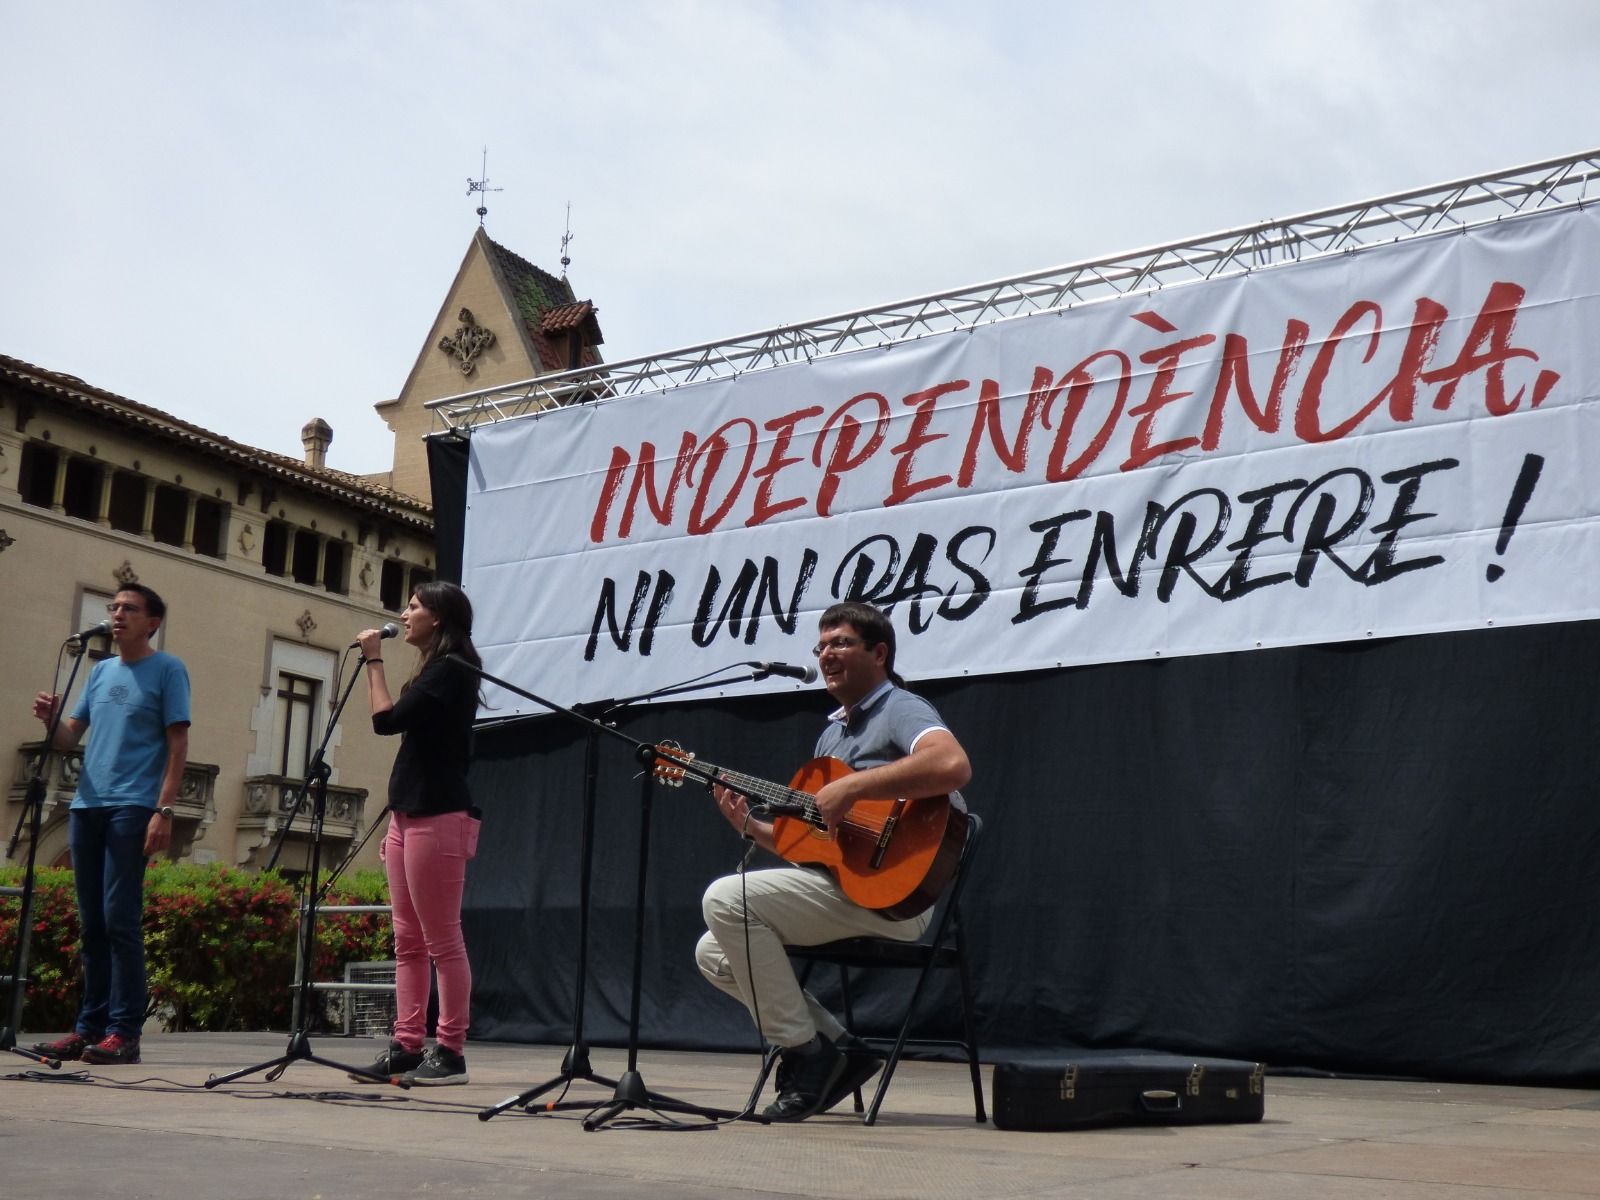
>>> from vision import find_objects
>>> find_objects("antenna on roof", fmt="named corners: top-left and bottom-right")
top-left (559, 201), bottom-right (574, 278)
top-left (466, 146), bottom-right (502, 226)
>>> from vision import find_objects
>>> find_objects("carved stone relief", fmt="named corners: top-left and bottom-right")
top-left (438, 308), bottom-right (496, 375)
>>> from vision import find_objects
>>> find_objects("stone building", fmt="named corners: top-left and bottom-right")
top-left (1, 229), bottom-right (601, 874)
top-left (0, 355), bottom-right (436, 874)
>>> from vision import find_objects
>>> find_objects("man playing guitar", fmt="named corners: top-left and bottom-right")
top-left (695, 601), bottom-right (973, 1122)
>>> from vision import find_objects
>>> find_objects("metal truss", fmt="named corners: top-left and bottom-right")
top-left (428, 147), bottom-right (1600, 434)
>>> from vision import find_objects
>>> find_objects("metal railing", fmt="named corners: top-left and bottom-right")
top-left (296, 902), bottom-right (393, 989)
top-left (298, 903), bottom-right (395, 1034)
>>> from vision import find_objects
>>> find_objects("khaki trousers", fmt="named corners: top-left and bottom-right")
top-left (696, 866), bottom-right (931, 1048)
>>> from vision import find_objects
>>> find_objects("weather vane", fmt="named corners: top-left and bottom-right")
top-left (466, 146), bottom-right (502, 226)
top-left (560, 201), bottom-right (574, 278)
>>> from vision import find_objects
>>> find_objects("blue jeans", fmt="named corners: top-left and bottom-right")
top-left (69, 806), bottom-right (150, 1039)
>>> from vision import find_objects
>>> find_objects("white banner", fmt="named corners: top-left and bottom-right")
top-left (464, 205), bottom-right (1600, 715)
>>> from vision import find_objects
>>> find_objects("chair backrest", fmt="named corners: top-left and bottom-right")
top-left (923, 811), bottom-right (982, 950)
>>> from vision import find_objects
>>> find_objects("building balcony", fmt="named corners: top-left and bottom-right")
top-left (235, 774), bottom-right (372, 875)
top-left (8, 741), bottom-right (219, 865)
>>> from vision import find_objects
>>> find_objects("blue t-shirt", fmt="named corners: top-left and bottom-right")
top-left (69, 651), bottom-right (192, 810)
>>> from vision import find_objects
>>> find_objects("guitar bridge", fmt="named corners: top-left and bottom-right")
top-left (869, 799), bottom-right (908, 869)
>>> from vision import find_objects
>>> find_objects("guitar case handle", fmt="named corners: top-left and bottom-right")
top-left (1139, 1089), bottom-right (1182, 1114)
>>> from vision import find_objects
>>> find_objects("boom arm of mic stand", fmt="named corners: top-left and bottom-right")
top-left (443, 655), bottom-right (769, 770)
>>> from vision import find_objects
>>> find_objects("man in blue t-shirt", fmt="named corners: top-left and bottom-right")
top-left (30, 583), bottom-right (191, 1066)
top-left (696, 601), bottom-right (972, 1121)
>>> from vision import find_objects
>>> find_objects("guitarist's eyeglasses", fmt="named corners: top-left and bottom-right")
top-left (811, 636), bottom-right (863, 656)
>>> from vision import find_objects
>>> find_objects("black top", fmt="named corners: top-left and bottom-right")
top-left (372, 657), bottom-right (477, 815)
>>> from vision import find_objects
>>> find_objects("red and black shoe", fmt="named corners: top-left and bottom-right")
top-left (82, 1032), bottom-right (141, 1065)
top-left (30, 1032), bottom-right (93, 1061)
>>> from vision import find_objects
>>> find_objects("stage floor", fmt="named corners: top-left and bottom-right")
top-left (3, 1031), bottom-right (1599, 1199)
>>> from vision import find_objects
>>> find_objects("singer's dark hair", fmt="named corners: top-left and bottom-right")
top-left (819, 600), bottom-right (904, 688)
top-left (116, 583), bottom-right (166, 621)
top-left (410, 582), bottom-right (483, 702)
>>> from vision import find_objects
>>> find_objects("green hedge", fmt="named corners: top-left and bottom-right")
top-left (0, 863), bottom-right (392, 1032)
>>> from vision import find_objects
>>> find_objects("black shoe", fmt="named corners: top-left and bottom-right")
top-left (762, 1036), bottom-right (845, 1122)
top-left (820, 1033), bottom-right (885, 1113)
top-left (405, 1045), bottom-right (468, 1086)
top-left (348, 1039), bottom-right (423, 1083)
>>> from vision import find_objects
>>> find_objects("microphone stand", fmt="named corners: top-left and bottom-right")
top-left (2, 642), bottom-right (92, 1066)
top-left (464, 658), bottom-right (774, 1129)
top-left (477, 697), bottom-right (621, 1118)
top-left (205, 653), bottom-right (392, 1088)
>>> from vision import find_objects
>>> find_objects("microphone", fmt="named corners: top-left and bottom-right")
top-left (349, 623), bottom-right (401, 649)
top-left (747, 661), bottom-right (817, 683)
top-left (68, 619), bottom-right (112, 644)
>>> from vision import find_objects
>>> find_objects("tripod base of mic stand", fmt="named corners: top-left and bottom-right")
top-left (582, 1068), bottom-right (767, 1131)
top-left (203, 1030), bottom-right (403, 1089)
top-left (478, 1041), bottom-right (620, 1120)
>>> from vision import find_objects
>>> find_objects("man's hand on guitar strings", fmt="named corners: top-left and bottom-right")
top-left (713, 781), bottom-right (762, 835)
top-left (811, 776), bottom-right (858, 832)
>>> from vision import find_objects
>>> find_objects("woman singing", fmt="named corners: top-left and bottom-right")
top-left (351, 581), bottom-right (482, 1085)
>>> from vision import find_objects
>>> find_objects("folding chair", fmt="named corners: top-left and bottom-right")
top-left (754, 812), bottom-right (986, 1125)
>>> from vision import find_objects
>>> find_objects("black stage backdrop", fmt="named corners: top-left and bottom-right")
top-left (430, 436), bottom-right (1600, 1083)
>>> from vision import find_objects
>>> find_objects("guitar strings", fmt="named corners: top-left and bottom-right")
top-left (665, 748), bottom-right (892, 838)
top-left (718, 767), bottom-right (890, 838)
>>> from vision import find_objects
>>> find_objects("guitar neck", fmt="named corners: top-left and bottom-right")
top-left (701, 760), bottom-right (821, 825)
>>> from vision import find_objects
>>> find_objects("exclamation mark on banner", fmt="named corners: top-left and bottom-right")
top-left (1485, 453), bottom-right (1544, 582)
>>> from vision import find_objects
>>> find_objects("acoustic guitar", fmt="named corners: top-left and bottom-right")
top-left (651, 747), bottom-right (968, 921)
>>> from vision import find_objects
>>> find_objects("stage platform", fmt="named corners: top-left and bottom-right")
top-left (3, 1031), bottom-right (1599, 1198)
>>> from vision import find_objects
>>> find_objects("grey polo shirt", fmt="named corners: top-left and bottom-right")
top-left (815, 680), bottom-right (954, 775)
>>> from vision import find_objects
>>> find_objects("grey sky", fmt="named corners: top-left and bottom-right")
top-left (5, 0), bottom-right (1597, 479)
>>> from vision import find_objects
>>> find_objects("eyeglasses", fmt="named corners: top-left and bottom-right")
top-left (811, 636), bottom-right (863, 657)
top-left (106, 602), bottom-right (145, 614)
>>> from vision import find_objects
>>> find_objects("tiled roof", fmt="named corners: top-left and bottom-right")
top-left (483, 236), bottom-right (577, 327)
top-left (0, 354), bottom-right (433, 529)
top-left (540, 300), bottom-right (596, 335)
top-left (483, 234), bottom-right (605, 356)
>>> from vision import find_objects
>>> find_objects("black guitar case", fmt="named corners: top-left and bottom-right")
top-left (991, 1049), bottom-right (1266, 1130)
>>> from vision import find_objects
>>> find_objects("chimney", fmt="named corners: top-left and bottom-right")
top-left (301, 418), bottom-right (332, 470)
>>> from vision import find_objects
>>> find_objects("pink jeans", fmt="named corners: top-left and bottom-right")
top-left (383, 810), bottom-right (480, 1053)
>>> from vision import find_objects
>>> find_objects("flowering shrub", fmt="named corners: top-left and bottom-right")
top-left (0, 864), bottom-right (392, 1033)
top-left (143, 863), bottom-right (299, 1030)
top-left (0, 867), bottom-right (81, 1031)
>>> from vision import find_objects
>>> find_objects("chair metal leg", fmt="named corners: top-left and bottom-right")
top-left (863, 953), bottom-right (945, 1126)
top-left (954, 924), bottom-right (987, 1123)
top-left (835, 963), bottom-right (866, 1114)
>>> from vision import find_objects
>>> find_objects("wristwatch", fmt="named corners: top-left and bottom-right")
top-left (155, 806), bottom-right (175, 820)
